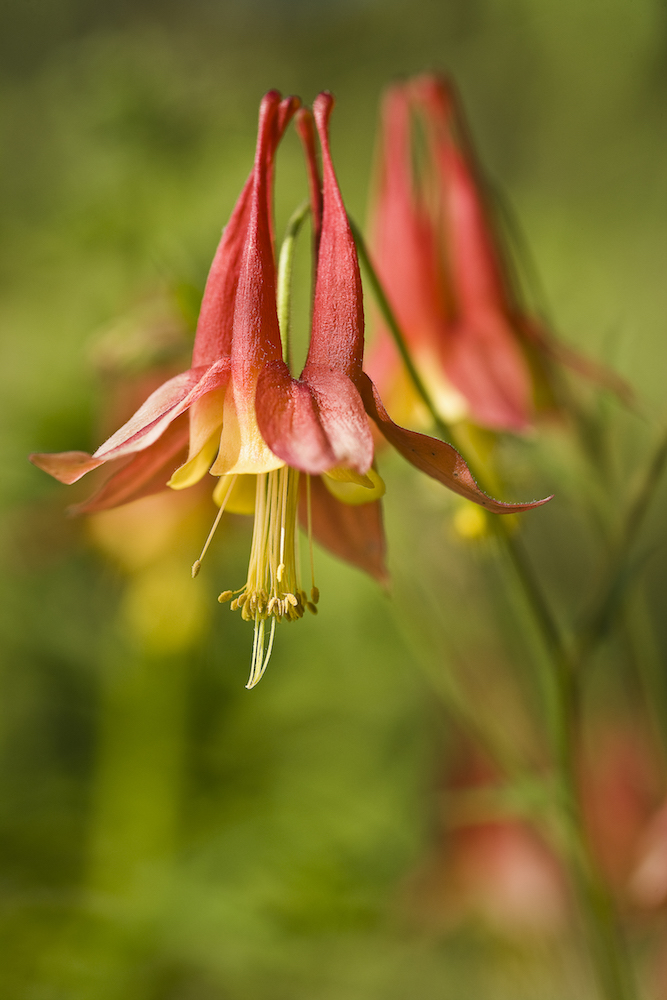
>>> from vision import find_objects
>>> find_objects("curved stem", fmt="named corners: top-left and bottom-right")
top-left (277, 199), bottom-right (310, 371)
top-left (351, 217), bottom-right (638, 999)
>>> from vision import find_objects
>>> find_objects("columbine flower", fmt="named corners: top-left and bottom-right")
top-left (366, 73), bottom-right (564, 432)
top-left (31, 89), bottom-right (550, 688)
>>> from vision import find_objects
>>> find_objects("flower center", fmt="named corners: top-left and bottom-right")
top-left (218, 467), bottom-right (318, 688)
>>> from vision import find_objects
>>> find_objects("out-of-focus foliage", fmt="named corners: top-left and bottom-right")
top-left (1, 1), bottom-right (665, 998)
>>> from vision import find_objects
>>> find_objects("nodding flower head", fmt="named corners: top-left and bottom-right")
top-left (31, 89), bottom-right (551, 688)
top-left (366, 73), bottom-right (563, 432)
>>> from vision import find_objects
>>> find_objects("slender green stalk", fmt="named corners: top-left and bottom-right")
top-left (351, 217), bottom-right (638, 999)
top-left (573, 424), bottom-right (667, 671)
top-left (277, 200), bottom-right (310, 371)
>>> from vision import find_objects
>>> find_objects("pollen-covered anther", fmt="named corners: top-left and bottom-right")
top-left (218, 590), bottom-right (235, 604)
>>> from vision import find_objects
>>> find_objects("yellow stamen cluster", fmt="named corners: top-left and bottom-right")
top-left (217, 467), bottom-right (318, 688)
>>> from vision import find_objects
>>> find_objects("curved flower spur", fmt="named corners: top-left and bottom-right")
top-left (30, 90), bottom-right (552, 688)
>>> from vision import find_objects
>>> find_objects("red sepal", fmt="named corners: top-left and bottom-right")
top-left (299, 475), bottom-right (388, 584)
top-left (359, 373), bottom-right (552, 514)
top-left (72, 415), bottom-right (190, 513)
top-left (304, 92), bottom-right (365, 381)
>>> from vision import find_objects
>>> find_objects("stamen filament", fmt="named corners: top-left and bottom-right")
top-left (222, 466), bottom-right (310, 687)
top-left (192, 474), bottom-right (237, 577)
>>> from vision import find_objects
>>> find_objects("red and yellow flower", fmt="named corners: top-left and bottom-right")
top-left (31, 89), bottom-right (550, 687)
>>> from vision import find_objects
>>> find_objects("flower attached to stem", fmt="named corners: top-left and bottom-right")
top-left (31, 89), bottom-right (551, 688)
top-left (365, 73), bottom-right (631, 435)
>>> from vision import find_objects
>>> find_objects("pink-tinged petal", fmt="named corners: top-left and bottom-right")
top-left (29, 450), bottom-right (104, 485)
top-left (359, 373), bottom-right (552, 513)
top-left (73, 415), bottom-right (190, 514)
top-left (94, 359), bottom-right (230, 463)
top-left (301, 364), bottom-right (374, 471)
top-left (295, 107), bottom-right (323, 256)
top-left (255, 360), bottom-right (337, 473)
top-left (299, 474), bottom-right (388, 585)
top-left (305, 93), bottom-right (365, 379)
top-left (256, 361), bottom-right (374, 475)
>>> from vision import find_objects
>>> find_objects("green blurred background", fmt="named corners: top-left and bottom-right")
top-left (1, 1), bottom-right (665, 997)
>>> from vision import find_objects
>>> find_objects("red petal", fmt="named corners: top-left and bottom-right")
top-left (299, 474), bottom-right (388, 584)
top-left (255, 360), bottom-right (337, 473)
top-left (443, 311), bottom-right (532, 430)
top-left (301, 364), bottom-right (374, 471)
top-left (73, 415), bottom-right (190, 514)
top-left (359, 373), bottom-right (552, 513)
top-left (93, 359), bottom-right (230, 462)
top-left (29, 450), bottom-right (104, 485)
top-left (193, 92), bottom-right (299, 367)
top-left (193, 174), bottom-right (253, 367)
top-left (414, 76), bottom-right (507, 317)
top-left (367, 83), bottom-right (449, 361)
top-left (305, 93), bottom-right (365, 379)
top-left (230, 92), bottom-right (283, 369)
top-left (412, 77), bottom-right (534, 428)
top-left (255, 361), bottom-right (374, 475)
top-left (295, 107), bottom-right (323, 255)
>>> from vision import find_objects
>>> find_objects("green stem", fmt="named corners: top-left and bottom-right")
top-left (351, 217), bottom-right (638, 999)
top-left (573, 423), bottom-right (667, 672)
top-left (277, 200), bottom-right (310, 371)
top-left (350, 217), bottom-right (453, 443)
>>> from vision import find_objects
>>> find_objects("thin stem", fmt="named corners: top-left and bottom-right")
top-left (277, 200), bottom-right (310, 371)
top-left (352, 214), bottom-right (565, 664)
top-left (351, 217), bottom-right (638, 999)
top-left (349, 217), bottom-right (453, 443)
top-left (573, 423), bottom-right (667, 671)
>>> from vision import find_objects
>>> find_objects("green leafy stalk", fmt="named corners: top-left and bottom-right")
top-left (351, 217), bottom-right (638, 1000)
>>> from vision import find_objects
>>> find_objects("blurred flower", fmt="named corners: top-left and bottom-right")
top-left (404, 748), bottom-right (565, 936)
top-left (580, 720), bottom-right (661, 894)
top-left (366, 73), bottom-right (630, 435)
top-left (31, 89), bottom-right (550, 687)
top-left (629, 798), bottom-right (667, 910)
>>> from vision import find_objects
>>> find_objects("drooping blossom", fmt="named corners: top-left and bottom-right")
top-left (366, 73), bottom-right (629, 435)
top-left (31, 89), bottom-right (551, 687)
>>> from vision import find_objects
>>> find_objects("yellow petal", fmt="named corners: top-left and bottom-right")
top-left (188, 389), bottom-right (225, 459)
top-left (210, 383), bottom-right (283, 476)
top-left (212, 474), bottom-right (257, 515)
top-left (325, 465), bottom-right (374, 488)
top-left (322, 466), bottom-right (386, 506)
top-left (168, 432), bottom-right (219, 490)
